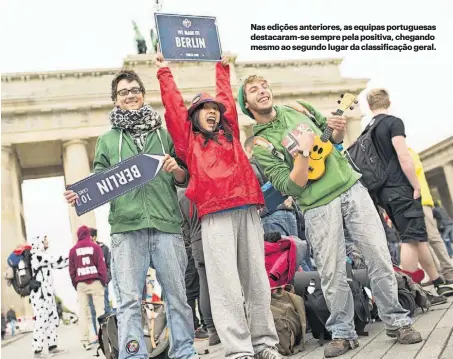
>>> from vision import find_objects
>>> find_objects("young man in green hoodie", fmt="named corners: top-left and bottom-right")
top-left (237, 75), bottom-right (422, 358)
top-left (64, 69), bottom-right (197, 359)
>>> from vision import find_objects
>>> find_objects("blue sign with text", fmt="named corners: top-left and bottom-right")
top-left (155, 13), bottom-right (222, 62)
top-left (67, 154), bottom-right (164, 216)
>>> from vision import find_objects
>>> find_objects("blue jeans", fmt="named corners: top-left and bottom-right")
top-left (304, 182), bottom-right (411, 340)
top-left (262, 210), bottom-right (313, 271)
top-left (261, 210), bottom-right (298, 236)
top-left (111, 229), bottom-right (196, 359)
top-left (442, 225), bottom-right (453, 257)
top-left (10, 320), bottom-right (16, 336)
top-left (89, 286), bottom-right (112, 335)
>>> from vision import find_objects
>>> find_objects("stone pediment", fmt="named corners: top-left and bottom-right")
top-left (1, 54), bottom-right (367, 116)
top-left (1, 54), bottom-right (368, 179)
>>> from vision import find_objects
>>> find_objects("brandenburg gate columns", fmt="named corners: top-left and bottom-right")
top-left (1, 146), bottom-right (26, 315)
top-left (62, 139), bottom-right (96, 242)
top-left (442, 161), bottom-right (453, 208)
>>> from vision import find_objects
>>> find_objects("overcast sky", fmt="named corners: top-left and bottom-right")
top-left (2, 0), bottom-right (452, 313)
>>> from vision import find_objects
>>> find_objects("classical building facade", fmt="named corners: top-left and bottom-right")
top-left (2, 54), bottom-right (451, 314)
top-left (419, 136), bottom-right (453, 217)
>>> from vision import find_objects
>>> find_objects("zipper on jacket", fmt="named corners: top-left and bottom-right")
top-left (141, 132), bottom-right (150, 228)
top-left (119, 128), bottom-right (167, 228)
top-left (119, 129), bottom-right (149, 225)
top-left (143, 129), bottom-right (167, 229)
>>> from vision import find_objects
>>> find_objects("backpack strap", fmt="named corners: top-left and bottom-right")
top-left (250, 159), bottom-right (267, 186)
top-left (361, 114), bottom-right (387, 136)
top-left (253, 136), bottom-right (285, 161)
top-left (284, 102), bottom-right (323, 129)
top-left (253, 101), bottom-right (321, 161)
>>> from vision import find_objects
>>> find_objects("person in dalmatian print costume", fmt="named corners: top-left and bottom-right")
top-left (30, 235), bottom-right (69, 358)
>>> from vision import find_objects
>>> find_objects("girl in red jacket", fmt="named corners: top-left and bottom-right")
top-left (155, 54), bottom-right (281, 359)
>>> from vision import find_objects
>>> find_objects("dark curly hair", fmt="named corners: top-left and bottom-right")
top-left (190, 108), bottom-right (233, 147)
top-left (110, 69), bottom-right (146, 102)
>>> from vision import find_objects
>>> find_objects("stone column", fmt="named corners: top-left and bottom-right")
top-left (62, 139), bottom-right (96, 242)
top-left (238, 114), bottom-right (255, 147)
top-left (1, 146), bottom-right (27, 315)
top-left (442, 161), bottom-right (453, 216)
top-left (344, 116), bottom-right (362, 148)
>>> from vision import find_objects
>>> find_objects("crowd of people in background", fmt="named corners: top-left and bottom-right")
top-left (5, 55), bottom-right (453, 359)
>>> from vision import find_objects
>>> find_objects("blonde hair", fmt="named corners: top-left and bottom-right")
top-left (366, 88), bottom-right (391, 110)
top-left (242, 75), bottom-right (268, 101)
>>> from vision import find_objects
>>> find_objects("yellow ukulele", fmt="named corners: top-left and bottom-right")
top-left (307, 93), bottom-right (358, 180)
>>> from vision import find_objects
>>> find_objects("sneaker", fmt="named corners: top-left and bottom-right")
top-left (255, 347), bottom-right (283, 359)
top-left (82, 342), bottom-right (93, 351)
top-left (436, 284), bottom-right (453, 297)
top-left (323, 339), bottom-right (359, 358)
top-left (194, 327), bottom-right (209, 341)
top-left (207, 328), bottom-right (221, 346)
top-left (48, 347), bottom-right (67, 356)
top-left (33, 352), bottom-right (54, 358)
top-left (386, 325), bottom-right (422, 344)
top-left (427, 292), bottom-right (448, 305)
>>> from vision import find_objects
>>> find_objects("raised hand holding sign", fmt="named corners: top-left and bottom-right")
top-left (154, 13), bottom-right (222, 62)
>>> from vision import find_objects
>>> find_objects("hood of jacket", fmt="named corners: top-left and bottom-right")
top-left (77, 226), bottom-right (92, 242)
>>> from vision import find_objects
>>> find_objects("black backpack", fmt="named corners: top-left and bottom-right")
top-left (345, 263), bottom-right (371, 336)
top-left (304, 283), bottom-right (331, 344)
top-left (6, 248), bottom-right (41, 297)
top-left (304, 263), bottom-right (371, 344)
top-left (344, 115), bottom-right (388, 194)
top-left (96, 302), bottom-right (169, 359)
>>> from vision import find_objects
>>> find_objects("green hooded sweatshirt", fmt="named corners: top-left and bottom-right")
top-left (252, 101), bottom-right (361, 213)
top-left (93, 127), bottom-right (187, 235)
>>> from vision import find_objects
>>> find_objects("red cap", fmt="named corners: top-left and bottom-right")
top-left (188, 92), bottom-right (226, 118)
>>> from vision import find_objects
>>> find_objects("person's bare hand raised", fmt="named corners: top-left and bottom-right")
top-left (64, 189), bottom-right (78, 207)
top-left (155, 53), bottom-right (169, 68)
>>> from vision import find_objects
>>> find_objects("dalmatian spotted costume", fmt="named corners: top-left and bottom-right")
top-left (30, 236), bottom-right (68, 356)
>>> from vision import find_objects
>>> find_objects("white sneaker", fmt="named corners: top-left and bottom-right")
top-left (33, 353), bottom-right (54, 358)
top-left (255, 347), bottom-right (283, 359)
top-left (49, 348), bottom-right (67, 356)
top-left (82, 343), bottom-right (93, 351)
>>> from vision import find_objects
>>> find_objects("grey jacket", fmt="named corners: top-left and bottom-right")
top-left (433, 206), bottom-right (453, 231)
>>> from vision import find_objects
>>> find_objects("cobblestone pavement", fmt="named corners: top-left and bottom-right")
top-left (2, 294), bottom-right (451, 359)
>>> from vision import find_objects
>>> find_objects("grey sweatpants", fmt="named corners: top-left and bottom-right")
top-left (304, 182), bottom-right (412, 340)
top-left (201, 206), bottom-right (279, 359)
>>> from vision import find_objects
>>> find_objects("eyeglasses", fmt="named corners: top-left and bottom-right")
top-left (117, 87), bottom-right (143, 97)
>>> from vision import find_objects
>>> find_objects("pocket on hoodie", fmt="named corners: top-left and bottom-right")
top-left (113, 189), bottom-right (145, 222)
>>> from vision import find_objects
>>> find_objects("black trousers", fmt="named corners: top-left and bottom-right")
top-left (185, 239), bottom-right (215, 330)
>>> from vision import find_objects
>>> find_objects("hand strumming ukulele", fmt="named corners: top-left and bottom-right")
top-left (281, 93), bottom-right (357, 180)
top-left (307, 93), bottom-right (357, 180)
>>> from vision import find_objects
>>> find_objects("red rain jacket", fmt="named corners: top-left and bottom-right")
top-left (264, 236), bottom-right (298, 288)
top-left (157, 63), bottom-right (264, 217)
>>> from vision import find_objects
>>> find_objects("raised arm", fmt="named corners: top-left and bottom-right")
top-left (49, 255), bottom-right (69, 269)
top-left (155, 54), bottom-right (190, 162)
top-left (215, 58), bottom-right (240, 140)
